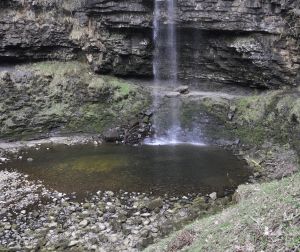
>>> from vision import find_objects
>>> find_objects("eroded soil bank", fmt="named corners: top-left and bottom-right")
top-left (146, 172), bottom-right (300, 252)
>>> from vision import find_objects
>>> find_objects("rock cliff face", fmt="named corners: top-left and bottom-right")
top-left (0, 0), bottom-right (299, 88)
top-left (176, 0), bottom-right (300, 88)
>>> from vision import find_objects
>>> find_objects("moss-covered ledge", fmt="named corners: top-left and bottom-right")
top-left (176, 89), bottom-right (300, 180)
top-left (0, 61), bottom-right (151, 141)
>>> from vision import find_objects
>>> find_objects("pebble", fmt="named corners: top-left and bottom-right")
top-left (4, 224), bottom-right (11, 230)
top-left (110, 235), bottom-right (118, 243)
top-left (79, 220), bottom-right (89, 228)
top-left (106, 191), bottom-right (114, 197)
top-left (151, 227), bottom-right (159, 233)
top-left (68, 240), bottom-right (79, 247)
top-left (98, 224), bottom-right (106, 231)
top-left (209, 192), bottom-right (217, 201)
top-left (131, 230), bottom-right (139, 235)
top-left (48, 222), bottom-right (58, 228)
top-left (141, 213), bottom-right (151, 217)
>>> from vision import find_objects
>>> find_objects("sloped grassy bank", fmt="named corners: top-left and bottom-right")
top-left (146, 172), bottom-right (300, 252)
top-left (147, 89), bottom-right (300, 251)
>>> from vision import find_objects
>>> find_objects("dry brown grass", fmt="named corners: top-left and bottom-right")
top-left (167, 230), bottom-right (195, 252)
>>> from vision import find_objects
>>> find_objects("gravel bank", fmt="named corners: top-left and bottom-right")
top-left (0, 168), bottom-right (229, 251)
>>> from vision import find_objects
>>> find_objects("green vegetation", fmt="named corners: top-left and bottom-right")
top-left (19, 61), bottom-right (139, 100)
top-left (107, 76), bottom-right (136, 97)
top-left (20, 61), bottom-right (88, 75)
top-left (146, 172), bottom-right (300, 252)
top-left (232, 90), bottom-right (300, 148)
top-left (180, 89), bottom-right (300, 149)
top-left (0, 61), bottom-right (150, 139)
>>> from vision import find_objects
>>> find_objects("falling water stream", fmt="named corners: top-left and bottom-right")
top-left (150, 0), bottom-right (183, 145)
top-left (167, 0), bottom-right (180, 142)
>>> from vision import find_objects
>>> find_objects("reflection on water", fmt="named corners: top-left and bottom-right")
top-left (0, 65), bottom-right (16, 72)
top-left (2, 144), bottom-right (251, 199)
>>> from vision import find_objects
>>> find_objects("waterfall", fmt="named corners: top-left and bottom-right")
top-left (152, 0), bottom-right (161, 118)
top-left (148, 0), bottom-right (204, 146)
top-left (167, 0), bottom-right (180, 142)
top-left (151, 0), bottom-right (180, 144)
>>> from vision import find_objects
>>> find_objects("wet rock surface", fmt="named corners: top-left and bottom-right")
top-left (103, 111), bottom-right (153, 145)
top-left (0, 170), bottom-right (230, 251)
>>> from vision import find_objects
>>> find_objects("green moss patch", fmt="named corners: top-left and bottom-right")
top-left (0, 61), bottom-right (150, 139)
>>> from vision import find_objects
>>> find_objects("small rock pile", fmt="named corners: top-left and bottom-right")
top-left (103, 110), bottom-right (153, 145)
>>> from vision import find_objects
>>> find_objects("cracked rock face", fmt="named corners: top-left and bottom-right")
top-left (0, 0), bottom-right (299, 88)
top-left (175, 0), bottom-right (300, 88)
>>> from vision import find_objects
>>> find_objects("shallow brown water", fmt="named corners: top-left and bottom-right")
top-left (2, 144), bottom-right (251, 199)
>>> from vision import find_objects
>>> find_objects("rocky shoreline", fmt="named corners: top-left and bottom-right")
top-left (0, 131), bottom-right (245, 251)
top-left (0, 131), bottom-right (298, 251)
top-left (0, 166), bottom-right (231, 251)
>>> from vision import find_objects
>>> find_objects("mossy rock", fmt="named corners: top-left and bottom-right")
top-left (0, 61), bottom-right (151, 140)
